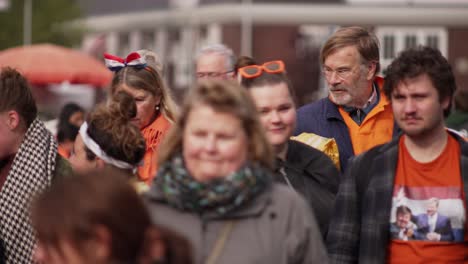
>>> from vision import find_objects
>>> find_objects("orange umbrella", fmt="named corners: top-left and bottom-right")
top-left (0, 44), bottom-right (112, 87)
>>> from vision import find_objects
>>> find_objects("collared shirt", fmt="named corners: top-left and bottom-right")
top-left (428, 213), bottom-right (438, 233)
top-left (343, 83), bottom-right (380, 125)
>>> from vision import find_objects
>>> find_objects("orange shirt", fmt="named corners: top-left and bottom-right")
top-left (387, 133), bottom-right (468, 263)
top-left (338, 89), bottom-right (394, 155)
top-left (138, 114), bottom-right (171, 184)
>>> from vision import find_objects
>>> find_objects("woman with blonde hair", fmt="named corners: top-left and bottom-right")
top-left (145, 80), bottom-right (328, 263)
top-left (105, 50), bottom-right (177, 184)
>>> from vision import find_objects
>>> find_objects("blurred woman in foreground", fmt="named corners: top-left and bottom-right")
top-left (145, 80), bottom-right (328, 263)
top-left (105, 50), bottom-right (177, 184)
top-left (32, 168), bottom-right (192, 264)
top-left (239, 60), bottom-right (340, 238)
top-left (69, 92), bottom-right (148, 192)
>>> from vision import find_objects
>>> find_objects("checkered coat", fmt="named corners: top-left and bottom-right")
top-left (326, 132), bottom-right (468, 264)
top-left (0, 119), bottom-right (71, 263)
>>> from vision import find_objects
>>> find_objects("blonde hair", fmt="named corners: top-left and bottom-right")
top-left (110, 63), bottom-right (177, 123)
top-left (158, 80), bottom-right (273, 169)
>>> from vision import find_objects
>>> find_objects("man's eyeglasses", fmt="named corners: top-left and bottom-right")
top-left (321, 66), bottom-right (357, 80)
top-left (196, 70), bottom-right (233, 79)
top-left (238, 60), bottom-right (285, 79)
top-left (322, 61), bottom-right (376, 80)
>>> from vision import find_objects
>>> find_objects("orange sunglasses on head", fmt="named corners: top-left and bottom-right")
top-left (238, 60), bottom-right (285, 79)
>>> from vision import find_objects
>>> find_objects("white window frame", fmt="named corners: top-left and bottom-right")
top-left (375, 26), bottom-right (448, 73)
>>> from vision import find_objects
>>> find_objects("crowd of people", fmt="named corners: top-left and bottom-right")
top-left (0, 25), bottom-right (466, 263)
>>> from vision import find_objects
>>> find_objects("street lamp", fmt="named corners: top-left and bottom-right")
top-left (23, 0), bottom-right (32, 45)
top-left (241, 0), bottom-right (252, 56)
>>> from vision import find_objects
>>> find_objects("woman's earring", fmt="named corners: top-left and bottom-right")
top-left (155, 105), bottom-right (160, 111)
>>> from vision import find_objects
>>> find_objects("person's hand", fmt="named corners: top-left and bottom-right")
top-left (405, 228), bottom-right (414, 238)
top-left (426, 232), bottom-right (441, 241)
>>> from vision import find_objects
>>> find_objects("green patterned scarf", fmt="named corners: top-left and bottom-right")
top-left (153, 155), bottom-right (272, 217)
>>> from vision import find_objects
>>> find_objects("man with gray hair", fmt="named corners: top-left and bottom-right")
top-left (195, 43), bottom-right (236, 80)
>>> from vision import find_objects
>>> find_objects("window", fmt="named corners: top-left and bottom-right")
top-left (142, 31), bottom-right (155, 51)
top-left (118, 32), bottom-right (130, 56)
top-left (405, 35), bottom-right (417, 49)
top-left (426, 35), bottom-right (439, 49)
top-left (383, 35), bottom-right (395, 59)
top-left (375, 27), bottom-right (448, 73)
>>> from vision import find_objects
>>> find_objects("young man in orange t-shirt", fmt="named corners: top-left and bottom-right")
top-left (327, 47), bottom-right (468, 264)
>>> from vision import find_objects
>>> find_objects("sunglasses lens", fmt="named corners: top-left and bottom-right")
top-left (243, 67), bottom-right (260, 76)
top-left (265, 62), bottom-right (281, 71)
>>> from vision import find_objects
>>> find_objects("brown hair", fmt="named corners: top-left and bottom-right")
top-left (383, 46), bottom-right (456, 117)
top-left (396, 205), bottom-right (412, 216)
top-left (234, 55), bottom-right (257, 76)
top-left (320, 26), bottom-right (380, 75)
top-left (0, 67), bottom-right (37, 128)
top-left (57, 102), bottom-right (84, 130)
top-left (32, 168), bottom-right (192, 263)
top-left (240, 61), bottom-right (296, 105)
top-left (110, 65), bottom-right (177, 122)
top-left (158, 80), bottom-right (274, 169)
top-left (454, 89), bottom-right (468, 112)
top-left (84, 91), bottom-right (146, 167)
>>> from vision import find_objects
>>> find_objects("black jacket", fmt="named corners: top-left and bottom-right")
top-left (274, 140), bottom-right (340, 238)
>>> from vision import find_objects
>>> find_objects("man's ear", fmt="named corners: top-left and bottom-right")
top-left (6, 111), bottom-right (21, 130)
top-left (366, 62), bottom-right (377, 81)
top-left (441, 95), bottom-right (451, 112)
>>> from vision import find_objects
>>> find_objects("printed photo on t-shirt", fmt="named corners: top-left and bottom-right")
top-left (389, 185), bottom-right (466, 242)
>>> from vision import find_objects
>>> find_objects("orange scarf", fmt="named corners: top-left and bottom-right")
top-left (138, 114), bottom-right (171, 184)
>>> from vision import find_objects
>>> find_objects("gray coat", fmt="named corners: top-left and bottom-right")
top-left (145, 183), bottom-right (329, 264)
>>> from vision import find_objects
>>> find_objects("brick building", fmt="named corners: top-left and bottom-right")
top-left (77, 0), bottom-right (468, 105)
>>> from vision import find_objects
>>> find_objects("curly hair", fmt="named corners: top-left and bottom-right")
top-left (84, 91), bottom-right (146, 167)
top-left (383, 46), bottom-right (456, 117)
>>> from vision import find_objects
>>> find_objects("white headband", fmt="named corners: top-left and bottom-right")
top-left (79, 122), bottom-right (136, 170)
